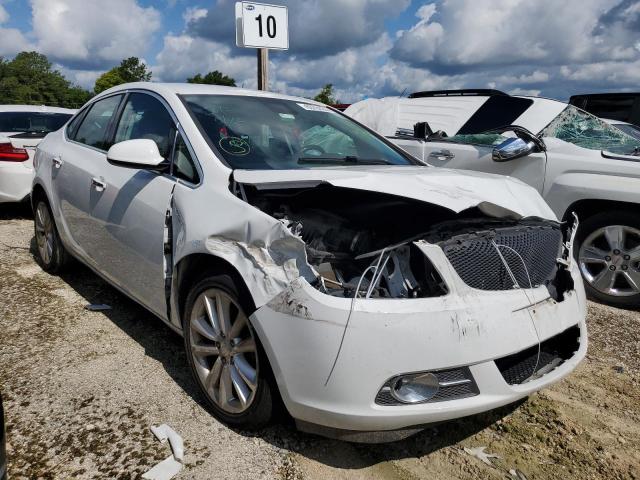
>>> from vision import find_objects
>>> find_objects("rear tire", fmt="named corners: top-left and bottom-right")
top-left (33, 199), bottom-right (71, 273)
top-left (575, 211), bottom-right (640, 308)
top-left (183, 274), bottom-right (274, 429)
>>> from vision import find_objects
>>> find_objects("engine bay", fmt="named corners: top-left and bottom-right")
top-left (233, 181), bottom-right (575, 301)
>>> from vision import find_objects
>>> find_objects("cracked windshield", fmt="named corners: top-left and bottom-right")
top-left (542, 105), bottom-right (640, 155)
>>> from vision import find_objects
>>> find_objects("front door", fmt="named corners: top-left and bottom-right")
top-left (394, 133), bottom-right (547, 193)
top-left (86, 92), bottom-right (178, 318)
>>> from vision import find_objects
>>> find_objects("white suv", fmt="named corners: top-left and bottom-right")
top-left (32, 83), bottom-right (586, 441)
top-left (347, 90), bottom-right (640, 309)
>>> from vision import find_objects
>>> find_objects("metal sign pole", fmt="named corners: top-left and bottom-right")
top-left (257, 48), bottom-right (268, 91)
top-left (237, 2), bottom-right (287, 90)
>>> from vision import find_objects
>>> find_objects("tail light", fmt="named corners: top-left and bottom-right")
top-left (0, 142), bottom-right (29, 161)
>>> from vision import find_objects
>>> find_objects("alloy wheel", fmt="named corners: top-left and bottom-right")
top-left (35, 202), bottom-right (54, 265)
top-left (189, 288), bottom-right (259, 414)
top-left (578, 225), bottom-right (640, 296)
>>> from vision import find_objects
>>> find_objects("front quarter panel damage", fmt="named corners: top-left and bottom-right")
top-left (169, 179), bottom-right (318, 329)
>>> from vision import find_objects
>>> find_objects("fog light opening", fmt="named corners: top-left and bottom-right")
top-left (390, 372), bottom-right (440, 404)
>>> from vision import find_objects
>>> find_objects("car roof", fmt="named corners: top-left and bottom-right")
top-left (96, 82), bottom-right (328, 107)
top-left (0, 105), bottom-right (77, 114)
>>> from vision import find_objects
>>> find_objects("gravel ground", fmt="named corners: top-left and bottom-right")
top-left (1, 203), bottom-right (639, 480)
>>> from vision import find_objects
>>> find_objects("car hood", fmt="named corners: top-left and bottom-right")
top-left (233, 165), bottom-right (556, 220)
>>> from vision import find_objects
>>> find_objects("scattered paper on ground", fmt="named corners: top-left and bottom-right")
top-left (463, 446), bottom-right (500, 466)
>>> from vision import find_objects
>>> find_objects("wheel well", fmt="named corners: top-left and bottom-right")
top-left (175, 253), bottom-right (256, 324)
top-left (31, 183), bottom-right (48, 211)
top-left (563, 199), bottom-right (639, 223)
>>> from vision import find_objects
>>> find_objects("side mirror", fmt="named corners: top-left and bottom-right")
top-left (107, 139), bottom-right (168, 170)
top-left (492, 137), bottom-right (535, 162)
top-left (413, 121), bottom-right (433, 140)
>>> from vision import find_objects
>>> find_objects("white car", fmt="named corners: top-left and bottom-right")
top-left (0, 105), bottom-right (75, 203)
top-left (347, 90), bottom-right (640, 309)
top-left (32, 83), bottom-right (586, 441)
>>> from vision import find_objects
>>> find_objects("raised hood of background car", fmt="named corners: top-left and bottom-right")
top-left (234, 166), bottom-right (557, 220)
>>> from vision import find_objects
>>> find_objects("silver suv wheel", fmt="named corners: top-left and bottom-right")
top-left (578, 225), bottom-right (640, 297)
top-left (189, 288), bottom-right (259, 414)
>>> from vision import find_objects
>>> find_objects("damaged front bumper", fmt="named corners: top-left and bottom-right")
top-left (249, 247), bottom-right (587, 437)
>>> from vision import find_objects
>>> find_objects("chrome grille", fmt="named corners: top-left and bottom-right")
top-left (439, 224), bottom-right (563, 291)
top-left (375, 367), bottom-right (479, 406)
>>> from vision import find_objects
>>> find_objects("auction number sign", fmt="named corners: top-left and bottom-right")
top-left (236, 2), bottom-right (289, 50)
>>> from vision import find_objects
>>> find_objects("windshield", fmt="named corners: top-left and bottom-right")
top-left (541, 106), bottom-right (640, 155)
top-left (613, 123), bottom-right (640, 141)
top-left (0, 112), bottom-right (72, 136)
top-left (182, 94), bottom-right (415, 169)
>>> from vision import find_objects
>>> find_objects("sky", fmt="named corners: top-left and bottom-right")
top-left (1, 0), bottom-right (639, 102)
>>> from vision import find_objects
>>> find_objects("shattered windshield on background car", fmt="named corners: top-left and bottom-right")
top-left (181, 94), bottom-right (416, 170)
top-left (541, 105), bottom-right (640, 155)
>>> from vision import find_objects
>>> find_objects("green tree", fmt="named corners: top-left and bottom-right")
top-left (187, 71), bottom-right (236, 87)
top-left (0, 51), bottom-right (91, 108)
top-left (313, 84), bottom-right (337, 105)
top-left (94, 69), bottom-right (126, 95)
top-left (94, 57), bottom-right (152, 94)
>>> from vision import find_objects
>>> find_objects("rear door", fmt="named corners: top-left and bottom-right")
top-left (50, 94), bottom-right (124, 261)
top-left (84, 92), bottom-right (183, 318)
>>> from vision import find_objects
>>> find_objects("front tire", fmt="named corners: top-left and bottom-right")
top-left (183, 274), bottom-right (274, 429)
top-left (575, 211), bottom-right (640, 308)
top-left (33, 199), bottom-right (70, 273)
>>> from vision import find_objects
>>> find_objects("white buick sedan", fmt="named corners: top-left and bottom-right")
top-left (32, 83), bottom-right (586, 441)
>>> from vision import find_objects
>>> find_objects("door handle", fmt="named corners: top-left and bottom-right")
top-left (91, 177), bottom-right (106, 192)
top-left (428, 150), bottom-right (455, 161)
top-left (52, 156), bottom-right (63, 168)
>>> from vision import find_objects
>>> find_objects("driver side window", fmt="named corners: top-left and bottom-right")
top-left (114, 93), bottom-right (175, 159)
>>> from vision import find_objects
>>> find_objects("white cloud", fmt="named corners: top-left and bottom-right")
top-left (153, 34), bottom-right (257, 87)
top-left (153, 31), bottom-right (396, 103)
top-left (0, 3), bottom-right (8, 24)
top-left (0, 28), bottom-right (33, 56)
top-left (508, 88), bottom-right (542, 97)
top-left (56, 65), bottom-right (103, 89)
top-left (188, 0), bottom-right (411, 59)
top-left (561, 59), bottom-right (640, 85)
top-left (0, 1), bottom-right (33, 55)
top-left (391, 0), bottom-right (631, 71)
top-left (31, 0), bottom-right (161, 69)
top-left (183, 6), bottom-right (207, 24)
top-left (496, 71), bottom-right (550, 85)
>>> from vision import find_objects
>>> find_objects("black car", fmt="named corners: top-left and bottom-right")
top-left (570, 92), bottom-right (640, 126)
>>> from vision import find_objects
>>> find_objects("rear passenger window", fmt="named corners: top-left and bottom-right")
top-left (172, 134), bottom-right (200, 184)
top-left (66, 111), bottom-right (85, 138)
top-left (73, 95), bottom-right (122, 150)
top-left (114, 93), bottom-right (175, 159)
